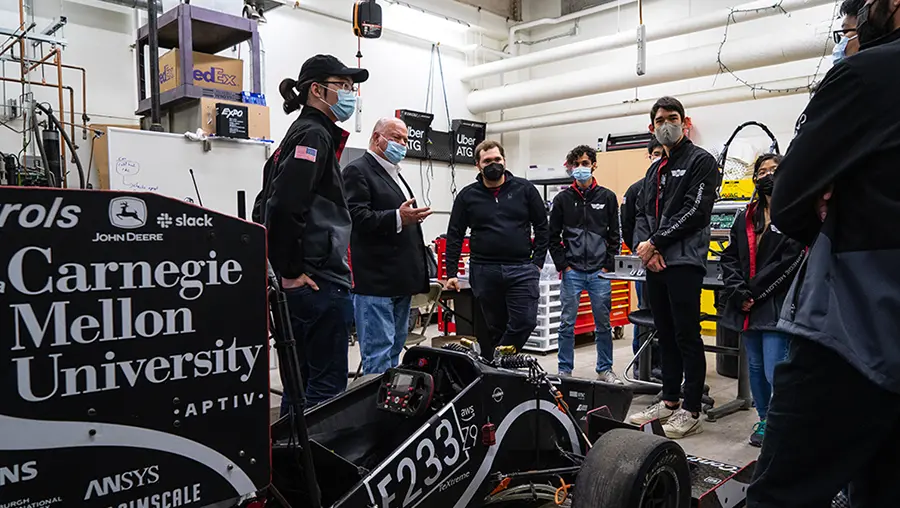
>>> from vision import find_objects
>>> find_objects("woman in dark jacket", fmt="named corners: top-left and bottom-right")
top-left (720, 154), bottom-right (806, 448)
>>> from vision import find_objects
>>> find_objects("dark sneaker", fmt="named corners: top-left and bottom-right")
top-left (749, 420), bottom-right (766, 447)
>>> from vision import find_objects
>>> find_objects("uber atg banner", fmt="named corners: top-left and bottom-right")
top-left (451, 119), bottom-right (486, 166)
top-left (0, 188), bottom-right (270, 508)
top-left (395, 109), bottom-right (434, 160)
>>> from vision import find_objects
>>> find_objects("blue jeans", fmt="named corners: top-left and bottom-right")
top-left (280, 280), bottom-right (353, 415)
top-left (557, 268), bottom-right (612, 375)
top-left (354, 294), bottom-right (412, 375)
top-left (742, 329), bottom-right (791, 420)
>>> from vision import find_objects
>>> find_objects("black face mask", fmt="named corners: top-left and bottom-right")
top-left (756, 174), bottom-right (775, 196)
top-left (481, 162), bottom-right (505, 181)
top-left (858, 0), bottom-right (900, 46)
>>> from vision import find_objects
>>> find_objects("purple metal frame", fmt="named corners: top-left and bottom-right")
top-left (135, 4), bottom-right (261, 116)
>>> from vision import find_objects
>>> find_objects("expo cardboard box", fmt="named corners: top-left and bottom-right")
top-left (169, 97), bottom-right (270, 140)
top-left (159, 49), bottom-right (243, 94)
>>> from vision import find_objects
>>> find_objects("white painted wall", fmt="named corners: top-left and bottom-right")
top-left (497, 0), bottom-right (841, 178)
top-left (0, 0), bottom-right (508, 243)
top-left (260, 0), bottom-right (506, 242)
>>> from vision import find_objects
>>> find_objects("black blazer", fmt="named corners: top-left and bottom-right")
top-left (343, 152), bottom-right (429, 297)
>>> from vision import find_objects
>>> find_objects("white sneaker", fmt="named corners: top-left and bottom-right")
top-left (662, 409), bottom-right (703, 439)
top-left (597, 370), bottom-right (624, 385)
top-left (627, 401), bottom-right (676, 426)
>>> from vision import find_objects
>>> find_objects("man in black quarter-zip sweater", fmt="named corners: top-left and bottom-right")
top-left (445, 140), bottom-right (549, 358)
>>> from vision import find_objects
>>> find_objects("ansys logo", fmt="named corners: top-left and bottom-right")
top-left (109, 197), bottom-right (147, 230)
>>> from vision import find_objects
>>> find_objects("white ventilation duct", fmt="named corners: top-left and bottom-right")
top-left (461, 0), bottom-right (834, 82)
top-left (486, 76), bottom-right (818, 134)
top-left (468, 25), bottom-right (831, 114)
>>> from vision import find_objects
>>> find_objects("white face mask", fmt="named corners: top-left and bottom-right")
top-left (651, 156), bottom-right (661, 163)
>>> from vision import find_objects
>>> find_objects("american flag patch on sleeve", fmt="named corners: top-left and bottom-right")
top-left (295, 145), bottom-right (318, 162)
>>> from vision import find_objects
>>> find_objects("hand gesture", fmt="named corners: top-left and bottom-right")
top-left (742, 299), bottom-right (755, 312)
top-left (399, 198), bottom-right (433, 226)
top-left (282, 274), bottom-right (318, 291)
top-left (444, 277), bottom-right (460, 292)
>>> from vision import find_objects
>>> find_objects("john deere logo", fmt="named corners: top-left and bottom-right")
top-left (109, 197), bottom-right (147, 230)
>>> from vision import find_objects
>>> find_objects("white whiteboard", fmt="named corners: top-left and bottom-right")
top-left (107, 128), bottom-right (270, 219)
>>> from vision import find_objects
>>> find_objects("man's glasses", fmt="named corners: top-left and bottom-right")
top-left (833, 28), bottom-right (857, 43)
top-left (321, 81), bottom-right (358, 93)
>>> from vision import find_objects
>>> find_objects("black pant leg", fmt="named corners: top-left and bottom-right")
top-left (646, 270), bottom-right (683, 404)
top-left (664, 266), bottom-right (706, 413)
top-left (281, 282), bottom-right (352, 412)
top-left (499, 264), bottom-right (540, 352)
top-left (470, 263), bottom-right (508, 357)
top-left (748, 338), bottom-right (900, 508)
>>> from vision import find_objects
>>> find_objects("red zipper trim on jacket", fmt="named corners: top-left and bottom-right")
top-left (743, 201), bottom-right (759, 331)
top-left (655, 158), bottom-right (669, 220)
top-left (571, 178), bottom-right (597, 198)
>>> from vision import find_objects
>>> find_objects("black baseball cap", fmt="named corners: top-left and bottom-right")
top-left (298, 54), bottom-right (369, 85)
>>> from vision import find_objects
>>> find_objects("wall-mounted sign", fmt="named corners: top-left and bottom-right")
top-left (451, 119), bottom-right (487, 166)
top-left (395, 109), bottom-right (434, 160)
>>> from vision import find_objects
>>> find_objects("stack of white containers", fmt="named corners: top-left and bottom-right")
top-left (524, 279), bottom-right (562, 352)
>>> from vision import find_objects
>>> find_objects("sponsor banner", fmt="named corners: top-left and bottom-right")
top-left (450, 120), bottom-right (486, 166)
top-left (395, 110), bottom-right (434, 161)
top-left (0, 188), bottom-right (270, 508)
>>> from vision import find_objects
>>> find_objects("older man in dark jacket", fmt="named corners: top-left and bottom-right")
top-left (343, 118), bottom-right (432, 375)
top-left (748, 3), bottom-right (900, 506)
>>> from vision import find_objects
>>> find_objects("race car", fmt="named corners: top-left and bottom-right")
top-left (268, 344), bottom-right (755, 508)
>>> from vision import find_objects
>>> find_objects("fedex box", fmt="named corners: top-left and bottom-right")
top-left (158, 49), bottom-right (243, 94)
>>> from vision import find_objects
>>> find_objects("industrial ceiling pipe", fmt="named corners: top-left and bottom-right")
top-left (461, 0), bottom-right (834, 82)
top-left (506, 1), bottom-right (634, 56)
top-left (485, 75), bottom-right (818, 133)
top-left (467, 25), bottom-right (831, 114)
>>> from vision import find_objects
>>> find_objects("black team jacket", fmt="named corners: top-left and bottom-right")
top-left (633, 138), bottom-right (718, 271)
top-left (770, 29), bottom-right (900, 393)
top-left (252, 107), bottom-right (352, 288)
top-left (549, 180), bottom-right (620, 273)
top-left (445, 171), bottom-right (549, 279)
top-left (719, 201), bottom-right (806, 333)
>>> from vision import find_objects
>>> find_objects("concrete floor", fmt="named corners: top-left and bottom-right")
top-left (270, 328), bottom-right (761, 468)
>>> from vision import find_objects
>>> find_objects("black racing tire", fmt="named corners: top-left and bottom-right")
top-left (572, 429), bottom-right (691, 508)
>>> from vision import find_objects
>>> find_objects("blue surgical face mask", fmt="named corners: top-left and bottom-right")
top-left (319, 86), bottom-right (357, 122)
top-left (832, 36), bottom-right (850, 64)
top-left (385, 140), bottom-right (407, 164)
top-left (572, 167), bottom-right (593, 184)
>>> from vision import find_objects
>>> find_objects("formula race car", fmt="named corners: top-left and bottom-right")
top-left (270, 342), bottom-right (755, 508)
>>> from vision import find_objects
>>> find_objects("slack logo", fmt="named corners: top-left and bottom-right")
top-left (193, 66), bottom-right (237, 87)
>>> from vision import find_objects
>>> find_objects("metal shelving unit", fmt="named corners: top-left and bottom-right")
top-left (135, 4), bottom-right (261, 115)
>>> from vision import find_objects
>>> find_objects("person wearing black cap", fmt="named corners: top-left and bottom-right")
top-left (253, 54), bottom-right (368, 412)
